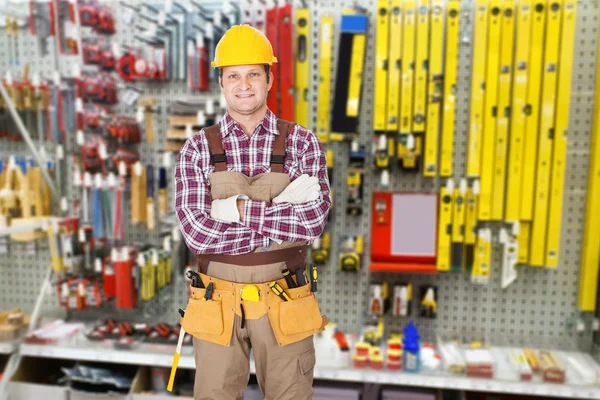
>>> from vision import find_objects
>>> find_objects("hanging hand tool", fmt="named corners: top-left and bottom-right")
top-left (451, 179), bottom-right (467, 272)
top-left (269, 281), bottom-right (291, 301)
top-left (436, 180), bottom-right (454, 272)
top-left (138, 97), bottom-right (157, 143)
top-left (294, 7), bottom-right (310, 127)
top-left (146, 164), bottom-right (155, 232)
top-left (278, 3), bottom-right (294, 121)
top-left (412, 0), bottom-right (430, 134)
top-left (471, 228), bottom-right (492, 285)
top-left (547, 0), bottom-right (576, 267)
top-left (167, 308), bottom-right (186, 392)
top-left (317, 15), bottom-right (333, 143)
top-left (400, 1), bottom-right (416, 135)
top-left (466, 0), bottom-right (490, 177)
top-left (464, 180), bottom-right (479, 272)
top-left (158, 166), bottom-right (168, 218)
top-left (440, 0), bottom-right (460, 177)
top-left (374, 0), bottom-right (390, 132)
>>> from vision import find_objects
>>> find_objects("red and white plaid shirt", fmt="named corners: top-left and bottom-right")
top-left (174, 109), bottom-right (331, 255)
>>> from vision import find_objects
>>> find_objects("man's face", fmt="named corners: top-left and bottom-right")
top-left (219, 65), bottom-right (273, 116)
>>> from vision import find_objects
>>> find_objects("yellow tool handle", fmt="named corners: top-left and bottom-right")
top-left (167, 352), bottom-right (180, 392)
top-left (145, 110), bottom-right (155, 143)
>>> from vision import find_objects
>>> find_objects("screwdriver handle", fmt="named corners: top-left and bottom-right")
top-left (295, 269), bottom-right (307, 286)
top-left (309, 264), bottom-right (318, 292)
top-left (282, 268), bottom-right (298, 288)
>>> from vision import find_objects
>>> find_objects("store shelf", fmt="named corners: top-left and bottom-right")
top-left (0, 341), bottom-right (18, 355)
top-left (17, 333), bottom-right (600, 399)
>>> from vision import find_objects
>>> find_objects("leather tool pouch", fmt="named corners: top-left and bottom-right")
top-left (267, 283), bottom-right (328, 346)
top-left (181, 286), bottom-right (235, 347)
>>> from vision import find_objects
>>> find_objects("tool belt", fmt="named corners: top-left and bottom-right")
top-left (195, 246), bottom-right (308, 274)
top-left (181, 272), bottom-right (328, 347)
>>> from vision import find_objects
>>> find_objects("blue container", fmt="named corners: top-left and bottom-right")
top-left (402, 320), bottom-right (420, 372)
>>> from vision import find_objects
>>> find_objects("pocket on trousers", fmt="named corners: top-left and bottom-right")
top-left (279, 295), bottom-right (323, 336)
top-left (298, 348), bottom-right (316, 376)
top-left (181, 298), bottom-right (224, 336)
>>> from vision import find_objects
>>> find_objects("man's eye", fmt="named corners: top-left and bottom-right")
top-left (250, 73), bottom-right (258, 77)
top-left (229, 75), bottom-right (237, 79)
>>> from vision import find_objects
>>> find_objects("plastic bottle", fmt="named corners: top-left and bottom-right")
top-left (402, 320), bottom-right (420, 372)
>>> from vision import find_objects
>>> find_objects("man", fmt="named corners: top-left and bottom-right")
top-left (174, 24), bottom-right (331, 400)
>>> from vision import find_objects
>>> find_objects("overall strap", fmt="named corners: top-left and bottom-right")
top-left (272, 119), bottom-right (296, 173)
top-left (203, 124), bottom-right (227, 172)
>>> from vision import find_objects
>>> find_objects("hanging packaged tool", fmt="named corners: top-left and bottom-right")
top-left (29, 0), bottom-right (55, 57)
top-left (317, 15), bottom-right (334, 143)
top-left (347, 143), bottom-right (365, 216)
top-left (451, 179), bottom-right (467, 272)
top-left (436, 180), bottom-right (454, 272)
top-left (137, 97), bottom-right (157, 143)
top-left (547, 0), bottom-right (576, 267)
top-left (424, 0), bottom-right (445, 177)
top-left (278, 3), bottom-right (294, 121)
top-left (311, 231), bottom-right (330, 265)
top-left (478, 1), bottom-right (502, 222)
top-left (397, 133), bottom-right (418, 170)
top-left (530, 1), bottom-right (562, 267)
top-left (419, 286), bottom-right (437, 319)
top-left (386, 0), bottom-right (402, 132)
top-left (374, 135), bottom-right (394, 171)
top-left (500, 222), bottom-right (519, 289)
top-left (471, 228), bottom-right (492, 285)
top-left (56, 0), bottom-right (79, 55)
top-left (294, 7), bottom-right (310, 128)
top-left (339, 235), bottom-right (364, 272)
top-left (374, 0), bottom-right (390, 133)
top-left (331, 10), bottom-right (368, 136)
top-left (369, 281), bottom-right (389, 316)
top-left (506, 0), bottom-right (533, 222)
top-left (440, 0), bottom-right (460, 177)
top-left (464, 180), bottom-right (479, 271)
top-left (392, 283), bottom-right (412, 317)
top-left (466, 0), bottom-right (490, 177)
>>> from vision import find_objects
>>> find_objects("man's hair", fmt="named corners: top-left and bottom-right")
top-left (218, 65), bottom-right (271, 83)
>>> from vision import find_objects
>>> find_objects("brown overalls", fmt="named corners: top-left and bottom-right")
top-left (180, 120), bottom-right (328, 400)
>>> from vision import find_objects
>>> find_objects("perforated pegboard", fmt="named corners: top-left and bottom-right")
top-left (0, 0), bottom-right (599, 356)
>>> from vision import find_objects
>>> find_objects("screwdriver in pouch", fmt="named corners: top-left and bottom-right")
top-left (186, 270), bottom-right (205, 288)
top-left (309, 264), bottom-right (318, 292)
top-left (295, 268), bottom-right (307, 286)
top-left (282, 268), bottom-right (297, 288)
top-left (269, 282), bottom-right (291, 301)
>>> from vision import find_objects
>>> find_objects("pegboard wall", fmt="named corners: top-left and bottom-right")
top-left (0, 0), bottom-right (599, 355)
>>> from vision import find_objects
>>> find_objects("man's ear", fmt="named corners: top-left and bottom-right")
top-left (267, 71), bottom-right (274, 91)
top-left (219, 76), bottom-right (223, 88)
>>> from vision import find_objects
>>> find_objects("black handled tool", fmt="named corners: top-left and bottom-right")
top-left (309, 264), bottom-right (318, 292)
top-left (282, 268), bottom-right (298, 288)
top-left (204, 282), bottom-right (214, 301)
top-left (295, 268), bottom-right (307, 286)
top-left (186, 270), bottom-right (205, 289)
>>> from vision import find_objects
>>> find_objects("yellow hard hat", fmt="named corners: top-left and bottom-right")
top-left (212, 25), bottom-right (278, 68)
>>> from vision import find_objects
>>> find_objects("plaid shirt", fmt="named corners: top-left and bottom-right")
top-left (174, 109), bottom-right (331, 255)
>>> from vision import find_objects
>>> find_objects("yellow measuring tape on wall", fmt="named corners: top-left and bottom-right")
top-left (546, 0), bottom-right (576, 267)
top-left (440, 0), bottom-right (460, 177)
top-left (530, 0), bottom-right (562, 267)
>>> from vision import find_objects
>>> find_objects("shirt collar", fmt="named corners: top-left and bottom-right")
top-left (219, 108), bottom-right (279, 138)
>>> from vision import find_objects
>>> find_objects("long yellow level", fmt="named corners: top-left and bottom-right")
top-left (491, 0), bottom-right (515, 221)
top-left (374, 0), bottom-right (390, 132)
top-left (478, 1), bottom-right (502, 222)
top-left (316, 16), bottom-right (334, 144)
top-left (387, 0), bottom-right (403, 132)
top-left (578, 19), bottom-right (600, 312)
top-left (546, 0), bottom-right (576, 267)
top-left (437, 180), bottom-right (454, 272)
top-left (451, 179), bottom-right (467, 271)
top-left (472, 228), bottom-right (492, 285)
top-left (346, 31), bottom-right (367, 118)
top-left (505, 0), bottom-right (533, 222)
top-left (413, 0), bottom-right (430, 133)
top-left (466, 0), bottom-right (490, 177)
top-left (424, 0), bottom-right (444, 177)
top-left (464, 180), bottom-right (479, 272)
top-left (518, 221), bottom-right (531, 263)
top-left (530, 1), bottom-right (562, 267)
top-left (520, 1), bottom-right (547, 222)
top-left (294, 8), bottom-right (310, 128)
top-left (440, 0), bottom-right (460, 177)
top-left (400, 1), bottom-right (416, 134)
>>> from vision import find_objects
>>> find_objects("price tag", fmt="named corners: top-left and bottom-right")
top-left (56, 145), bottom-right (64, 160)
top-left (136, 106), bottom-right (145, 123)
top-left (163, 152), bottom-right (171, 168)
top-left (94, 173), bottom-right (103, 189)
top-left (185, 125), bottom-right (193, 138)
top-left (94, 258), bottom-right (102, 273)
top-left (196, 111), bottom-right (206, 126)
top-left (79, 228), bottom-right (86, 243)
top-left (99, 142), bottom-right (108, 160)
top-left (108, 173), bottom-right (116, 188)
top-left (5, 71), bottom-right (13, 85)
top-left (134, 162), bottom-right (143, 176)
top-left (84, 172), bottom-right (92, 188)
top-left (172, 226), bottom-right (181, 242)
top-left (61, 197), bottom-right (68, 212)
top-left (137, 254), bottom-right (145, 267)
top-left (152, 250), bottom-right (159, 265)
top-left (119, 161), bottom-right (127, 177)
top-left (163, 236), bottom-right (171, 252)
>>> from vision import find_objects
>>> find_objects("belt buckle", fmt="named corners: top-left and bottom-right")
top-left (241, 284), bottom-right (260, 302)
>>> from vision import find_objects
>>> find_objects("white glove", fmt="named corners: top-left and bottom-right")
top-left (272, 174), bottom-right (320, 204)
top-left (210, 194), bottom-right (249, 222)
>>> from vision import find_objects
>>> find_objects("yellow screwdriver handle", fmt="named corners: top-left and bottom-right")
top-left (167, 352), bottom-right (180, 392)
